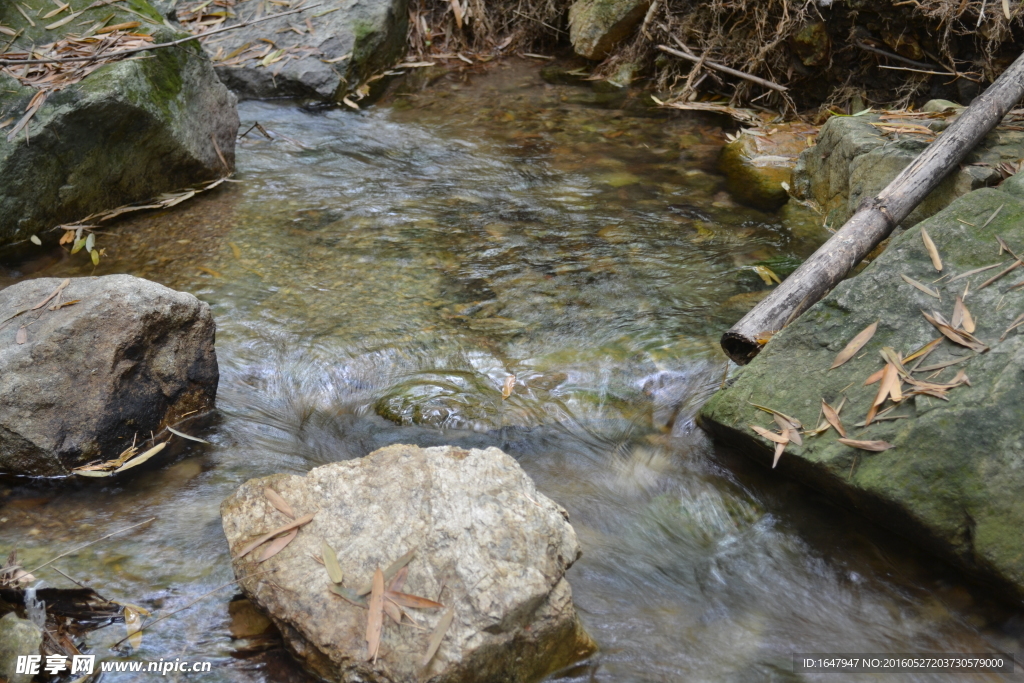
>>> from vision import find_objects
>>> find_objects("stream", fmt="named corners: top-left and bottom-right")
top-left (2, 60), bottom-right (1022, 682)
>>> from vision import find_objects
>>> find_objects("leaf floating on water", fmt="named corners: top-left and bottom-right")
top-left (753, 265), bottom-right (781, 285)
top-left (357, 548), bottom-right (417, 596)
top-left (920, 228), bottom-right (942, 271)
top-left (236, 512), bottom-right (316, 559)
top-left (501, 375), bottom-right (515, 400)
top-left (421, 606), bottom-right (455, 669)
top-left (900, 273), bottom-right (940, 299)
top-left (837, 438), bottom-right (895, 452)
top-left (166, 426), bottom-right (210, 444)
top-left (264, 487), bottom-right (295, 519)
top-left (831, 321), bottom-right (878, 369)
top-left (750, 424), bottom-right (789, 444)
top-left (322, 542), bottom-right (344, 584)
top-left (124, 606), bottom-right (143, 650)
top-left (259, 528), bottom-right (298, 562)
top-left (822, 399), bottom-right (846, 437)
top-left (113, 442), bottom-right (167, 473)
top-left (772, 441), bottom-right (785, 469)
top-left (366, 568), bottom-right (385, 662)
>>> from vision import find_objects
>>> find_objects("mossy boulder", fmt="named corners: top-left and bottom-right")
top-left (718, 124), bottom-right (817, 211)
top-left (700, 185), bottom-right (1024, 597)
top-left (791, 110), bottom-right (1015, 230)
top-left (0, 0), bottom-right (237, 248)
top-left (568, 0), bottom-right (651, 60)
top-left (199, 0), bottom-right (409, 101)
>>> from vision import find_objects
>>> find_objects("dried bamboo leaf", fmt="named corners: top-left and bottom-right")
top-left (501, 375), bottom-right (515, 400)
top-left (864, 368), bottom-right (885, 385)
top-left (124, 605), bottom-right (142, 650)
top-left (421, 606), bottom-right (455, 669)
top-left (235, 512), bottom-right (316, 559)
top-left (831, 321), bottom-right (878, 369)
top-left (357, 548), bottom-right (417, 596)
top-left (951, 296), bottom-right (964, 330)
top-left (772, 441), bottom-right (785, 469)
top-left (385, 591), bottom-right (444, 610)
top-left (837, 438), bottom-right (895, 452)
top-left (366, 568), bottom-right (384, 661)
top-left (948, 261), bottom-right (1007, 283)
top-left (113, 442), bottom-right (166, 473)
top-left (822, 399), bottom-right (846, 437)
top-left (259, 528), bottom-right (297, 562)
top-left (920, 228), bottom-right (942, 271)
top-left (914, 355), bottom-right (973, 372)
top-left (750, 424), bottom-right (789, 444)
top-left (264, 487), bottom-right (295, 519)
top-left (386, 565), bottom-right (408, 593)
top-left (323, 542), bottom-right (344, 584)
top-left (383, 596), bottom-right (403, 624)
top-left (31, 278), bottom-right (69, 310)
top-left (1000, 312), bottom-right (1024, 341)
top-left (773, 414), bottom-right (802, 445)
top-left (900, 273), bottom-right (940, 298)
top-left (749, 403), bottom-right (803, 429)
top-left (328, 584), bottom-right (367, 607)
top-left (166, 426), bottom-right (210, 444)
top-left (961, 302), bottom-right (976, 334)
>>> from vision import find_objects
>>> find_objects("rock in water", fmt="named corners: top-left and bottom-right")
top-left (221, 444), bottom-right (596, 682)
top-left (568, 0), bottom-right (651, 60)
top-left (700, 185), bottom-right (1024, 598)
top-left (198, 0), bottom-right (409, 102)
top-left (0, 613), bottom-right (42, 683)
top-left (717, 124), bottom-right (818, 211)
top-left (0, 0), bottom-right (238, 249)
top-left (0, 275), bottom-right (218, 476)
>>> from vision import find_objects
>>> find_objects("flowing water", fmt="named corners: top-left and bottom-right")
top-left (2, 61), bottom-right (1022, 682)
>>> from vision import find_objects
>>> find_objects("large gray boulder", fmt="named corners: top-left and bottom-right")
top-left (0, 275), bottom-right (218, 477)
top-left (0, 613), bottom-right (42, 683)
top-left (568, 0), bottom-right (651, 60)
top-left (0, 0), bottom-right (238, 249)
top-left (221, 444), bottom-right (595, 683)
top-left (195, 0), bottom-right (408, 102)
top-left (700, 185), bottom-right (1024, 597)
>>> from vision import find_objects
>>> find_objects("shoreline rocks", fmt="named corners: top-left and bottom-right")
top-left (221, 444), bottom-right (595, 682)
top-left (0, 0), bottom-right (238, 249)
top-left (700, 183), bottom-right (1024, 598)
top-left (0, 275), bottom-right (218, 477)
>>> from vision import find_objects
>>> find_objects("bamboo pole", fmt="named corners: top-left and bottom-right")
top-left (721, 50), bottom-right (1024, 365)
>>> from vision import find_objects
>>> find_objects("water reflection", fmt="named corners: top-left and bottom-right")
top-left (1, 61), bottom-right (1020, 682)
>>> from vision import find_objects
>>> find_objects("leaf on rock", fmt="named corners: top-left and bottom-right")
top-left (259, 528), bottom-right (297, 562)
top-left (863, 368), bottom-right (884, 385)
top-left (357, 548), bottom-right (417, 596)
top-left (900, 274), bottom-right (940, 299)
top-left (421, 606), bottom-right (455, 669)
top-left (773, 414), bottom-right (802, 445)
top-left (386, 565), bottom-right (408, 593)
top-left (113, 442), bottom-right (167, 473)
top-left (366, 568), bottom-right (384, 662)
top-left (385, 591), bottom-right (444, 610)
top-left (749, 404), bottom-right (802, 429)
top-left (831, 321), bottom-right (878, 369)
top-left (322, 542), bottom-right (344, 584)
top-left (920, 228), bottom-right (943, 271)
top-left (236, 512), bottom-right (316, 559)
top-left (837, 438), bottom-right (894, 452)
top-left (264, 487), bottom-right (295, 519)
top-left (750, 424), bottom-right (790, 444)
top-left (383, 596), bottom-right (403, 625)
top-left (822, 399), bottom-right (846, 437)
top-left (772, 441), bottom-right (785, 469)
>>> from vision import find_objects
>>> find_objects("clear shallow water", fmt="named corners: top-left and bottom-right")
top-left (1, 61), bottom-right (1022, 682)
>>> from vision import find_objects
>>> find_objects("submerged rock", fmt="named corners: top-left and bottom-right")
top-left (0, 613), bottom-right (42, 683)
top-left (718, 124), bottom-right (817, 211)
top-left (221, 444), bottom-right (595, 682)
top-left (0, 275), bottom-right (217, 476)
top-left (0, 0), bottom-right (237, 248)
top-left (198, 0), bottom-right (408, 102)
top-left (568, 0), bottom-right (651, 60)
top-left (791, 108), bottom-right (1014, 230)
top-left (700, 185), bottom-right (1024, 597)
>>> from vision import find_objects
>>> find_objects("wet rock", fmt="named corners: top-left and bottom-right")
top-left (0, 275), bottom-right (218, 477)
top-left (568, 0), bottom-right (652, 60)
top-left (0, 1), bottom-right (237, 249)
top-left (0, 613), bottom-right (42, 683)
top-left (700, 186), bottom-right (1024, 598)
top-left (221, 444), bottom-right (595, 682)
top-left (203, 0), bottom-right (409, 102)
top-left (791, 113), bottom-right (1009, 230)
top-left (718, 124), bottom-right (818, 211)
top-left (791, 21), bottom-right (830, 66)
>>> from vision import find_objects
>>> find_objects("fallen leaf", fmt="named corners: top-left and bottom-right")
top-left (264, 487), bottom-right (295, 519)
top-left (501, 375), bottom-right (515, 400)
top-left (749, 403), bottom-right (802, 429)
top-left (329, 584), bottom-right (367, 607)
top-left (31, 278), bottom-right (70, 310)
top-left (113, 442), bottom-right (167, 473)
top-left (772, 441), bottom-right (785, 468)
top-left (773, 414), bottom-right (802, 445)
top-left (750, 424), bottom-right (790, 444)
top-left (385, 591), bottom-right (444, 610)
top-left (366, 568), bottom-right (384, 661)
top-left (323, 542), bottom-right (344, 584)
top-left (921, 310), bottom-right (988, 352)
top-left (837, 438), bottom-right (895, 452)
top-left (920, 227), bottom-right (942, 271)
top-left (124, 605), bottom-right (142, 650)
top-left (236, 512), bottom-right (316, 559)
top-left (822, 399), bottom-right (846, 437)
top-left (831, 321), bottom-right (878, 369)
top-left (386, 566), bottom-right (408, 593)
top-left (904, 337), bottom-right (943, 366)
top-left (864, 368), bottom-right (885, 385)
top-left (166, 426), bottom-right (210, 444)
top-left (259, 528), bottom-right (297, 562)
top-left (421, 606), bottom-right (455, 669)
top-left (383, 596), bottom-right (403, 624)
top-left (29, 235), bottom-right (41, 245)
top-left (900, 273), bottom-right (940, 299)
top-left (357, 548), bottom-right (417, 596)
top-left (753, 264), bottom-right (781, 285)
top-left (449, 0), bottom-right (463, 29)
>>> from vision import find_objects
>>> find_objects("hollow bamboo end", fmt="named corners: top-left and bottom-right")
top-left (721, 331), bottom-right (761, 365)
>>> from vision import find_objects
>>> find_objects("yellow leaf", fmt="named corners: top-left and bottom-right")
top-left (920, 227), bottom-right (943, 271)
top-left (830, 321), bottom-right (878, 369)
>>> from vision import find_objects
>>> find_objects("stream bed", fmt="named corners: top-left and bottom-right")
top-left (2, 61), bottom-right (1022, 682)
